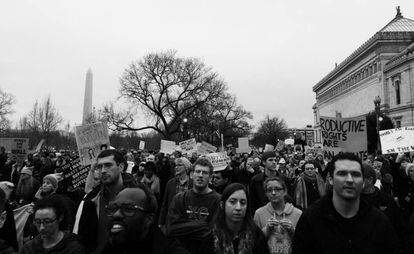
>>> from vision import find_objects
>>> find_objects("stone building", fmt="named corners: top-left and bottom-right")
top-left (313, 7), bottom-right (414, 138)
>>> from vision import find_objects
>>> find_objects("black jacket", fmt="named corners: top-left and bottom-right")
top-left (292, 193), bottom-right (399, 254)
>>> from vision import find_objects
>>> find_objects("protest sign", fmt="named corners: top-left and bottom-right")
top-left (284, 139), bottom-right (294, 145)
top-left (139, 140), bottom-right (145, 150)
top-left (198, 141), bottom-right (217, 155)
top-left (61, 157), bottom-right (90, 191)
top-left (74, 122), bottom-right (110, 166)
top-left (275, 140), bottom-right (285, 151)
top-left (160, 140), bottom-right (177, 154)
top-left (0, 138), bottom-right (29, 163)
top-left (179, 138), bottom-right (197, 154)
top-left (379, 126), bottom-right (414, 154)
top-left (264, 144), bottom-right (274, 152)
top-left (205, 152), bottom-right (230, 171)
top-left (319, 115), bottom-right (367, 159)
top-left (236, 137), bottom-right (251, 154)
top-left (35, 139), bottom-right (45, 152)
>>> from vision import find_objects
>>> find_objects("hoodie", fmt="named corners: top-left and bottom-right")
top-left (254, 202), bottom-right (302, 254)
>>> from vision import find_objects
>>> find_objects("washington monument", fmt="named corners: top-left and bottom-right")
top-left (82, 68), bottom-right (93, 124)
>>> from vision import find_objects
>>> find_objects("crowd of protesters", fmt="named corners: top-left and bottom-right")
top-left (1, 144), bottom-right (414, 253)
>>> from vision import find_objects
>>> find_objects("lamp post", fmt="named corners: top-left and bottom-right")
top-left (373, 96), bottom-right (381, 153)
top-left (182, 118), bottom-right (188, 139)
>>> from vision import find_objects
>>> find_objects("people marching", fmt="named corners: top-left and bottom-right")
top-left (1, 140), bottom-right (414, 254)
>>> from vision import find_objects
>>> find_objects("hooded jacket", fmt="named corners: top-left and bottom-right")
top-left (254, 202), bottom-right (302, 254)
top-left (292, 193), bottom-right (399, 254)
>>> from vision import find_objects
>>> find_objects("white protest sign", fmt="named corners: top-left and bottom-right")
top-left (264, 144), bottom-right (274, 152)
top-left (126, 161), bottom-right (135, 174)
top-left (276, 140), bottom-right (285, 151)
top-left (205, 152), bottom-right (230, 171)
top-left (198, 141), bottom-right (217, 155)
top-left (284, 139), bottom-right (294, 145)
top-left (139, 140), bottom-right (145, 150)
top-left (179, 138), bottom-right (197, 154)
top-left (236, 137), bottom-right (251, 154)
top-left (74, 122), bottom-right (110, 166)
top-left (379, 126), bottom-right (414, 154)
top-left (0, 138), bottom-right (29, 163)
top-left (319, 115), bottom-right (367, 159)
top-left (160, 140), bottom-right (177, 155)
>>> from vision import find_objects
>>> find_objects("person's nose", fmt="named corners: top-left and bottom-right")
top-left (39, 224), bottom-right (45, 231)
top-left (345, 173), bottom-right (354, 182)
top-left (235, 202), bottom-right (242, 210)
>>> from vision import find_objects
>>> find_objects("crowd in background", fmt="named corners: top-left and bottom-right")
top-left (0, 144), bottom-right (414, 253)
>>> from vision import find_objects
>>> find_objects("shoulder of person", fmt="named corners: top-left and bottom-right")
top-left (251, 173), bottom-right (264, 182)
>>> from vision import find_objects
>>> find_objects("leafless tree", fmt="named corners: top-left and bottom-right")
top-left (101, 50), bottom-right (227, 139)
top-left (0, 89), bottom-right (15, 131)
top-left (253, 115), bottom-right (289, 147)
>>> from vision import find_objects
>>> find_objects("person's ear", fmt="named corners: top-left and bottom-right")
top-left (220, 201), bottom-right (224, 209)
top-left (328, 175), bottom-right (333, 186)
top-left (118, 162), bottom-right (125, 172)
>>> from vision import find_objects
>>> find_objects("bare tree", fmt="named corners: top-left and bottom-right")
top-left (25, 96), bottom-right (63, 141)
top-left (101, 50), bottom-right (227, 139)
top-left (252, 115), bottom-right (289, 147)
top-left (0, 89), bottom-right (15, 131)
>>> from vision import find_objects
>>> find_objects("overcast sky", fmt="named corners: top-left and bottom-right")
top-left (1, 0), bottom-right (413, 131)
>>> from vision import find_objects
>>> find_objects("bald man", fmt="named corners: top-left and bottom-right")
top-left (103, 185), bottom-right (189, 254)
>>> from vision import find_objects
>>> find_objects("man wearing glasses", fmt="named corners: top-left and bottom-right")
top-left (166, 157), bottom-right (220, 254)
top-left (102, 185), bottom-right (189, 254)
top-left (292, 153), bottom-right (398, 254)
top-left (73, 149), bottom-right (136, 253)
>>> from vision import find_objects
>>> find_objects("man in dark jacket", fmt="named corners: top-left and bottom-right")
top-left (73, 149), bottom-right (136, 253)
top-left (292, 153), bottom-right (398, 254)
top-left (103, 185), bottom-right (189, 254)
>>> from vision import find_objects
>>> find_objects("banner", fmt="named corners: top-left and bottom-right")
top-left (198, 141), bottom-right (217, 155)
top-left (236, 137), bottom-right (251, 154)
top-left (160, 140), bottom-right (177, 155)
top-left (319, 115), bottom-right (367, 158)
top-left (284, 138), bottom-right (294, 145)
top-left (0, 138), bottom-right (29, 163)
top-left (379, 126), bottom-right (414, 154)
top-left (74, 122), bottom-right (110, 166)
top-left (179, 138), bottom-right (197, 154)
top-left (205, 152), bottom-right (230, 171)
top-left (61, 157), bottom-right (90, 191)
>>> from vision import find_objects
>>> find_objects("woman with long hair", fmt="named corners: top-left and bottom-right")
top-left (15, 166), bottom-right (40, 206)
top-left (209, 183), bottom-right (269, 254)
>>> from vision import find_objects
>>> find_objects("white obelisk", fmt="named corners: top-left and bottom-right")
top-left (82, 68), bottom-right (93, 124)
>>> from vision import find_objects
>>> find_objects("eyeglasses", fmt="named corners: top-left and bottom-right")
top-left (34, 217), bottom-right (58, 226)
top-left (266, 187), bottom-right (284, 193)
top-left (105, 203), bottom-right (148, 217)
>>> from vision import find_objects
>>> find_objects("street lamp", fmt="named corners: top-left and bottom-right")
top-left (373, 96), bottom-right (381, 153)
top-left (182, 118), bottom-right (188, 140)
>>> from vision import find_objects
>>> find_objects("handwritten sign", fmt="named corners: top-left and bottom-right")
top-left (379, 126), bottom-right (414, 154)
top-left (319, 115), bottom-right (367, 159)
top-left (0, 138), bottom-right (29, 163)
top-left (160, 140), bottom-right (177, 155)
top-left (179, 138), bottom-right (197, 154)
top-left (205, 152), bottom-right (230, 171)
top-left (198, 141), bottom-right (217, 155)
top-left (74, 122), bottom-right (110, 166)
top-left (139, 140), bottom-right (145, 150)
top-left (61, 157), bottom-right (90, 191)
top-left (236, 137), bottom-right (251, 154)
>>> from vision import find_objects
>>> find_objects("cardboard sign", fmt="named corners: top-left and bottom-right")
top-left (284, 139), bottom-right (294, 145)
top-left (319, 115), bottom-right (367, 158)
top-left (179, 138), bottom-right (197, 154)
top-left (74, 122), bottom-right (110, 166)
top-left (61, 157), bottom-right (90, 191)
top-left (205, 152), bottom-right (230, 171)
top-left (379, 126), bottom-right (414, 154)
top-left (264, 144), bottom-right (274, 152)
top-left (160, 140), bottom-right (177, 155)
top-left (198, 141), bottom-right (217, 155)
top-left (236, 137), bottom-right (251, 154)
top-left (0, 138), bottom-right (29, 163)
top-left (139, 140), bottom-right (145, 150)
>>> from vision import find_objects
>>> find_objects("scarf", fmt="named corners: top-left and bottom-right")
top-left (294, 173), bottom-right (326, 209)
top-left (213, 225), bottom-right (255, 254)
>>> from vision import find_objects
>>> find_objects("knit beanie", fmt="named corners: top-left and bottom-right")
top-left (262, 151), bottom-right (277, 162)
top-left (43, 174), bottom-right (58, 190)
top-left (21, 166), bottom-right (33, 176)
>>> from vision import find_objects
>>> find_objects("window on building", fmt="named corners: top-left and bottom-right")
top-left (393, 76), bottom-right (401, 105)
top-left (396, 120), bottom-right (401, 128)
top-left (373, 63), bottom-right (377, 73)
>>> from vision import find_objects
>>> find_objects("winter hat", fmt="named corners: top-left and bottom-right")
top-left (176, 157), bottom-right (192, 171)
top-left (262, 151), bottom-right (277, 162)
top-left (21, 166), bottom-right (33, 176)
top-left (43, 174), bottom-right (58, 190)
